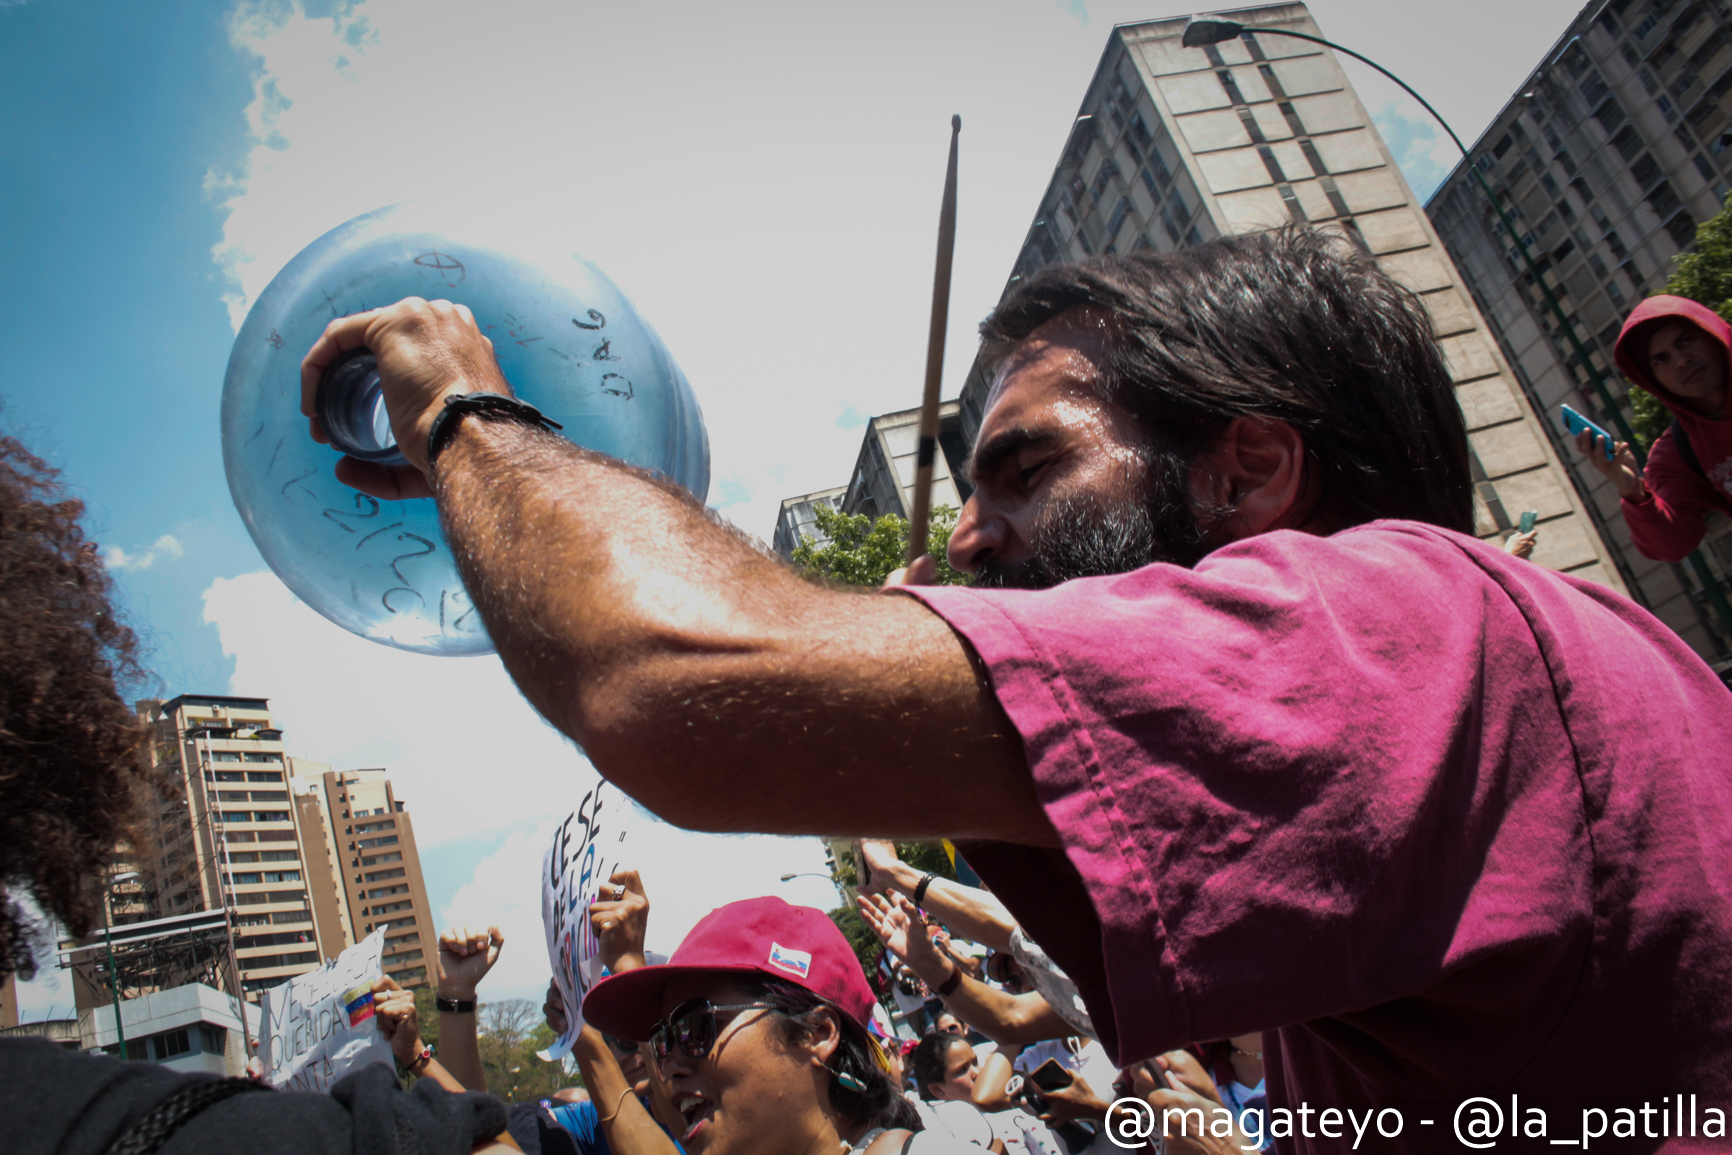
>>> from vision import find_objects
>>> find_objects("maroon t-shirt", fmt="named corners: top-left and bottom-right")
top-left (904, 521), bottom-right (1732, 1152)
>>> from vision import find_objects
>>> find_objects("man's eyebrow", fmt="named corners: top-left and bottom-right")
top-left (967, 426), bottom-right (1056, 484)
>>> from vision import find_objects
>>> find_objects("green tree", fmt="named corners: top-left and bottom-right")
top-left (474, 998), bottom-right (573, 1103)
top-left (1629, 191), bottom-right (1732, 447)
top-left (791, 504), bottom-right (969, 587)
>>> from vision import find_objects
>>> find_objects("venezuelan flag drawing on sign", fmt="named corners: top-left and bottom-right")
top-left (342, 983), bottom-right (376, 1027)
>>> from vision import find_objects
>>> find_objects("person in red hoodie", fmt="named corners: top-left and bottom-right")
top-left (1574, 295), bottom-right (1732, 560)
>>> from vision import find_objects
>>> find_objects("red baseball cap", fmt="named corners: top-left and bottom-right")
top-left (582, 896), bottom-right (877, 1041)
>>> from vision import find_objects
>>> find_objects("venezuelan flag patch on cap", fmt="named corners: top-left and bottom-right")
top-left (767, 941), bottom-right (812, 978)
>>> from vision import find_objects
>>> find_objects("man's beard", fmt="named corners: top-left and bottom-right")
top-left (971, 464), bottom-right (1219, 590)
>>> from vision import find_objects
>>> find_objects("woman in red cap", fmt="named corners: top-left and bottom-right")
top-left (583, 896), bottom-right (975, 1155)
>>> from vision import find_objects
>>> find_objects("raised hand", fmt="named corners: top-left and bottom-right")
top-left (437, 925), bottom-right (504, 1000)
top-left (1573, 428), bottom-right (1646, 501)
top-left (543, 977), bottom-right (570, 1037)
top-left (371, 975), bottom-right (424, 1066)
top-left (588, 868), bottom-right (650, 974)
top-left (854, 839), bottom-right (902, 899)
top-left (858, 891), bottom-right (947, 974)
top-left (299, 297), bottom-right (510, 499)
top-left (1036, 1072), bottom-right (1110, 1126)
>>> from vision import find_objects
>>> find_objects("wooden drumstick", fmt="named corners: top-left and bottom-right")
top-left (907, 114), bottom-right (961, 566)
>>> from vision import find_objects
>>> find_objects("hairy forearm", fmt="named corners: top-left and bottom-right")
top-left (430, 420), bottom-right (1054, 844)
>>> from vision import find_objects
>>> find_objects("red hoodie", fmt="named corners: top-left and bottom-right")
top-left (1611, 295), bottom-right (1732, 562)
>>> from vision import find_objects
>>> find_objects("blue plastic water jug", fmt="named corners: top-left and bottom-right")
top-left (221, 203), bottom-right (709, 656)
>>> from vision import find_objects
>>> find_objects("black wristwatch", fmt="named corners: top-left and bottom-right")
top-left (426, 392), bottom-right (564, 465)
top-left (436, 994), bottom-right (476, 1013)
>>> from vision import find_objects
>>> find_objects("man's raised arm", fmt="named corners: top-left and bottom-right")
top-left (299, 298), bottom-right (1053, 846)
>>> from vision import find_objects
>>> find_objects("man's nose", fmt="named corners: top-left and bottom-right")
top-left (947, 497), bottom-right (1010, 574)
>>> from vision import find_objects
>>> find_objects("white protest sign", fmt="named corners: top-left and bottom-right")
top-left (537, 771), bottom-right (640, 1061)
top-left (260, 927), bottom-right (395, 1091)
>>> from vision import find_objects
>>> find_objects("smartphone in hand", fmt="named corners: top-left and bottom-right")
top-left (1560, 405), bottom-right (1616, 461)
top-left (1518, 510), bottom-right (1538, 534)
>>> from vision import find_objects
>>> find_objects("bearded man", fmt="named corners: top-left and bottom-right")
top-left (303, 227), bottom-right (1732, 1152)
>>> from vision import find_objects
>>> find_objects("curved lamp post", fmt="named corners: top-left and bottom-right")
top-left (1182, 17), bottom-right (1732, 641)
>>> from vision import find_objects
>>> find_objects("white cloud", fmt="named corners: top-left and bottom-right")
top-left (200, 569), bottom-right (840, 1001)
top-left (202, 570), bottom-right (580, 838)
top-left (8, 896), bottom-right (73, 1024)
top-left (200, 0), bottom-right (1141, 543)
top-left (104, 534), bottom-right (185, 572)
top-left (438, 816), bottom-right (837, 1003)
top-left (1370, 99), bottom-right (1461, 206)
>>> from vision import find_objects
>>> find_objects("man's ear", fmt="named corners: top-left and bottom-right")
top-left (1191, 416), bottom-right (1312, 540)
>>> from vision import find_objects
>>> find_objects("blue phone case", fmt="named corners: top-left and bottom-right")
top-left (1560, 405), bottom-right (1616, 460)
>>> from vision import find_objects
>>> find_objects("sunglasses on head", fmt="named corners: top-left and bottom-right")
top-left (648, 999), bottom-right (776, 1067)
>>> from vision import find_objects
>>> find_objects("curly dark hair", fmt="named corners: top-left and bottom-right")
top-left (0, 432), bottom-right (157, 980)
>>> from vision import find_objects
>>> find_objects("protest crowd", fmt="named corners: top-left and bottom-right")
top-left (3, 224), bottom-right (1731, 1155)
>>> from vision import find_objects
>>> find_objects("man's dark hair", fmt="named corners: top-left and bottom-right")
top-left (979, 226), bottom-right (1474, 535)
top-left (0, 432), bottom-right (159, 979)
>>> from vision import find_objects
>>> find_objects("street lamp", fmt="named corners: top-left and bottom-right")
top-left (1181, 16), bottom-right (1732, 640)
top-left (779, 872), bottom-right (834, 883)
top-left (102, 869), bottom-right (140, 1061)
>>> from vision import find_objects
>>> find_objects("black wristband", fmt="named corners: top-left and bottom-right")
top-left (436, 995), bottom-right (476, 1013)
top-left (935, 964), bottom-right (963, 998)
top-left (912, 872), bottom-right (937, 908)
top-left (426, 392), bottom-right (564, 465)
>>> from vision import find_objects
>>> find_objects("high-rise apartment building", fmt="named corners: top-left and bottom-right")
top-left (129, 695), bottom-right (332, 998)
top-left (288, 762), bottom-right (441, 989)
top-left (92, 696), bottom-right (441, 1012)
top-left (1426, 0), bottom-right (1732, 659)
top-left (954, 2), bottom-right (1629, 595)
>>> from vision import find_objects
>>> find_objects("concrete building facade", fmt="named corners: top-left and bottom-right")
top-left (774, 402), bottom-right (973, 561)
top-left (132, 695), bottom-right (332, 997)
top-left (954, 2), bottom-right (1630, 593)
top-left (1426, 0), bottom-right (1732, 659)
top-left (289, 763), bottom-right (441, 989)
top-left (87, 982), bottom-right (261, 1075)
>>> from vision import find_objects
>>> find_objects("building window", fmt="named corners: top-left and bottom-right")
top-left (1236, 107), bottom-right (1266, 144)
top-left (1255, 144), bottom-right (1286, 183)
top-left (1297, 139), bottom-right (1326, 176)
top-left (1216, 70), bottom-right (1248, 107)
top-left (1665, 211), bottom-right (1697, 248)
top-left (200, 1025), bottom-right (226, 1054)
top-left (1277, 185), bottom-right (1308, 222)
top-left (1609, 127), bottom-right (1642, 163)
top-left (1256, 63), bottom-right (1286, 99)
top-left (1648, 179), bottom-right (1681, 217)
top-left (155, 1029), bottom-right (191, 1060)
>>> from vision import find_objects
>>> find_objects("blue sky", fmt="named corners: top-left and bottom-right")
top-left (3, 0), bottom-right (1584, 1017)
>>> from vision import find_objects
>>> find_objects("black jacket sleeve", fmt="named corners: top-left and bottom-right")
top-left (2, 1037), bottom-right (509, 1155)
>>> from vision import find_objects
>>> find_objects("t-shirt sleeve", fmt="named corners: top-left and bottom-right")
top-left (901, 525), bottom-right (1594, 1063)
top-left (551, 1101), bottom-right (608, 1155)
